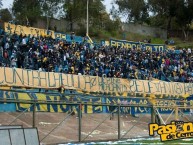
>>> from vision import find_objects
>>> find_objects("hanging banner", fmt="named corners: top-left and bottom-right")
top-left (1, 90), bottom-right (190, 114)
top-left (4, 22), bottom-right (66, 40)
top-left (0, 67), bottom-right (193, 97)
top-left (110, 39), bottom-right (166, 52)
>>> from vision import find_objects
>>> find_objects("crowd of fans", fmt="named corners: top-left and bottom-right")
top-left (0, 29), bottom-right (193, 83)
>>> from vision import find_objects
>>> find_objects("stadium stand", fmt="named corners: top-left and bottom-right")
top-left (0, 27), bottom-right (193, 83)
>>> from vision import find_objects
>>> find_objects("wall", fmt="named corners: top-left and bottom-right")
top-left (122, 23), bottom-right (167, 39)
top-left (34, 18), bottom-right (68, 32)
top-left (33, 18), bottom-right (167, 39)
top-left (169, 30), bottom-right (193, 39)
top-left (33, 17), bottom-right (80, 33)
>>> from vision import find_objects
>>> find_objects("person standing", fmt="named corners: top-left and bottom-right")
top-left (121, 98), bottom-right (128, 118)
top-left (76, 102), bottom-right (83, 118)
top-left (129, 100), bottom-right (138, 118)
top-left (69, 96), bottom-right (75, 116)
top-left (109, 100), bottom-right (116, 120)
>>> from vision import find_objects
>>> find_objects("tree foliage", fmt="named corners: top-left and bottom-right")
top-left (115, 0), bottom-right (193, 39)
top-left (0, 8), bottom-right (12, 22)
top-left (63, 0), bottom-right (106, 31)
top-left (63, 0), bottom-right (120, 35)
top-left (39, 0), bottom-right (64, 18)
top-left (174, 0), bottom-right (193, 39)
top-left (39, 0), bottom-right (64, 29)
top-left (0, 0), bottom-right (2, 9)
top-left (8, 0), bottom-right (193, 40)
top-left (63, 0), bottom-right (86, 31)
top-left (147, 0), bottom-right (193, 39)
top-left (148, 0), bottom-right (181, 30)
top-left (12, 0), bottom-right (42, 26)
top-left (115, 0), bottom-right (149, 23)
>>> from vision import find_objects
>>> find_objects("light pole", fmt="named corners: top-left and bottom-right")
top-left (86, 0), bottom-right (89, 36)
top-left (46, 10), bottom-right (49, 31)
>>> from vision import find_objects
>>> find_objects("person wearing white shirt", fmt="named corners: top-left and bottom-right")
top-left (63, 54), bottom-right (66, 61)
top-left (4, 42), bottom-right (9, 49)
top-left (121, 99), bottom-right (128, 118)
top-left (174, 66), bottom-right (177, 72)
top-left (39, 67), bottom-right (43, 71)
top-left (11, 57), bottom-right (17, 67)
top-left (66, 52), bottom-right (69, 58)
top-left (22, 38), bottom-right (26, 45)
top-left (188, 48), bottom-right (191, 54)
top-left (178, 64), bottom-right (181, 72)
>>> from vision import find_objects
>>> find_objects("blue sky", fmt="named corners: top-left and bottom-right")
top-left (2, 0), bottom-right (13, 8)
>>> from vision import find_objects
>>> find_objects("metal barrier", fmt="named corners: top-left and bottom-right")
top-left (0, 98), bottom-right (153, 144)
top-left (1, 91), bottom-right (193, 144)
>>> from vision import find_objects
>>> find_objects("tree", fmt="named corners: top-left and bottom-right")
top-left (99, 10), bottom-right (121, 32)
top-left (63, 0), bottom-right (106, 32)
top-left (148, 0), bottom-right (180, 31)
top-left (39, 0), bottom-right (64, 29)
top-left (0, 8), bottom-right (12, 22)
top-left (12, 0), bottom-right (42, 26)
top-left (175, 0), bottom-right (193, 40)
top-left (148, 0), bottom-right (193, 39)
top-left (0, 0), bottom-right (2, 9)
top-left (63, 0), bottom-right (85, 31)
top-left (110, 5), bottom-right (120, 20)
top-left (40, 0), bottom-right (65, 19)
top-left (115, 0), bottom-right (149, 23)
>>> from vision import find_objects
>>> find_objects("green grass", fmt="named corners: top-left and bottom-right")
top-left (169, 37), bottom-right (193, 48)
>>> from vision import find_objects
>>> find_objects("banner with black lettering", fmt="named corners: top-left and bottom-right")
top-left (110, 39), bottom-right (166, 52)
top-left (4, 22), bottom-right (66, 40)
top-left (0, 67), bottom-right (193, 97)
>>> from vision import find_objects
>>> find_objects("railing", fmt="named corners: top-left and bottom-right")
top-left (0, 98), bottom-right (153, 144)
top-left (1, 91), bottom-right (193, 144)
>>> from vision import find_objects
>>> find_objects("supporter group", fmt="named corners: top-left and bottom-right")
top-left (0, 28), bottom-right (193, 83)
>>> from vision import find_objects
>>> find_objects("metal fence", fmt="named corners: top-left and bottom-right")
top-left (1, 90), bottom-right (193, 144)
top-left (0, 98), bottom-right (155, 144)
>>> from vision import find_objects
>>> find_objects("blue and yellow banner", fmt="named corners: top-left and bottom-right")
top-left (1, 90), bottom-right (189, 114)
top-left (110, 39), bottom-right (166, 52)
top-left (4, 22), bottom-right (66, 40)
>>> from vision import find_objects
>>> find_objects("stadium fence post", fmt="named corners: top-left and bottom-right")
top-left (33, 101), bottom-right (36, 128)
top-left (78, 103), bottom-right (82, 142)
top-left (118, 104), bottom-right (121, 139)
top-left (151, 106), bottom-right (155, 123)
top-left (175, 106), bottom-right (179, 120)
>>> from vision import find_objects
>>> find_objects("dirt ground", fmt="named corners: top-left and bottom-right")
top-left (0, 112), bottom-right (192, 145)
